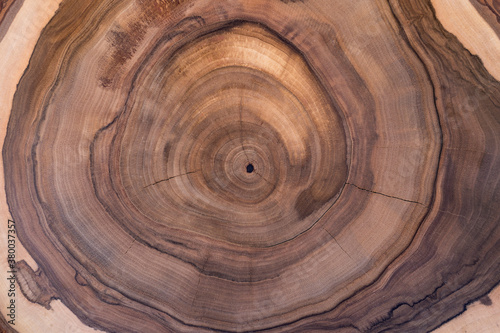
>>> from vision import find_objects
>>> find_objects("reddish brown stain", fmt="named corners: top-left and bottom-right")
top-left (137, 0), bottom-right (183, 24)
top-left (99, 0), bottom-right (185, 87)
top-left (99, 21), bottom-right (146, 87)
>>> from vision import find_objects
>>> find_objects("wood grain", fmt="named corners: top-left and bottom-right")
top-left (1, 0), bottom-right (499, 332)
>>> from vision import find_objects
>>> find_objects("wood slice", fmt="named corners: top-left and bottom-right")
top-left (1, 0), bottom-right (499, 332)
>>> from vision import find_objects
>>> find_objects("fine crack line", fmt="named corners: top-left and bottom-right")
top-left (437, 209), bottom-right (468, 219)
top-left (345, 182), bottom-right (427, 206)
top-left (323, 228), bottom-right (354, 262)
top-left (254, 170), bottom-right (273, 185)
top-left (191, 255), bottom-right (209, 307)
top-left (143, 170), bottom-right (199, 188)
top-left (239, 96), bottom-right (250, 163)
top-left (124, 238), bottom-right (136, 255)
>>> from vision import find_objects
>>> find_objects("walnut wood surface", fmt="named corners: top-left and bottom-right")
top-left (1, 0), bottom-right (499, 332)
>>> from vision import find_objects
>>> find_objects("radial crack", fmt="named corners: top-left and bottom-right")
top-left (254, 171), bottom-right (273, 185)
top-left (239, 96), bottom-right (250, 163)
top-left (323, 228), bottom-right (354, 261)
top-left (346, 182), bottom-right (426, 206)
top-left (124, 238), bottom-right (136, 255)
top-left (144, 170), bottom-right (199, 188)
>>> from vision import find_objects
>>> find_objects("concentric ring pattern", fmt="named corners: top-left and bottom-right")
top-left (3, 0), bottom-right (500, 332)
top-left (111, 23), bottom-right (348, 247)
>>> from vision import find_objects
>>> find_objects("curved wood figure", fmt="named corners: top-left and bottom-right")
top-left (1, 0), bottom-right (499, 332)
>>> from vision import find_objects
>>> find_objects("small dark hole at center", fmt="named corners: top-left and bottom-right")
top-left (246, 164), bottom-right (254, 173)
